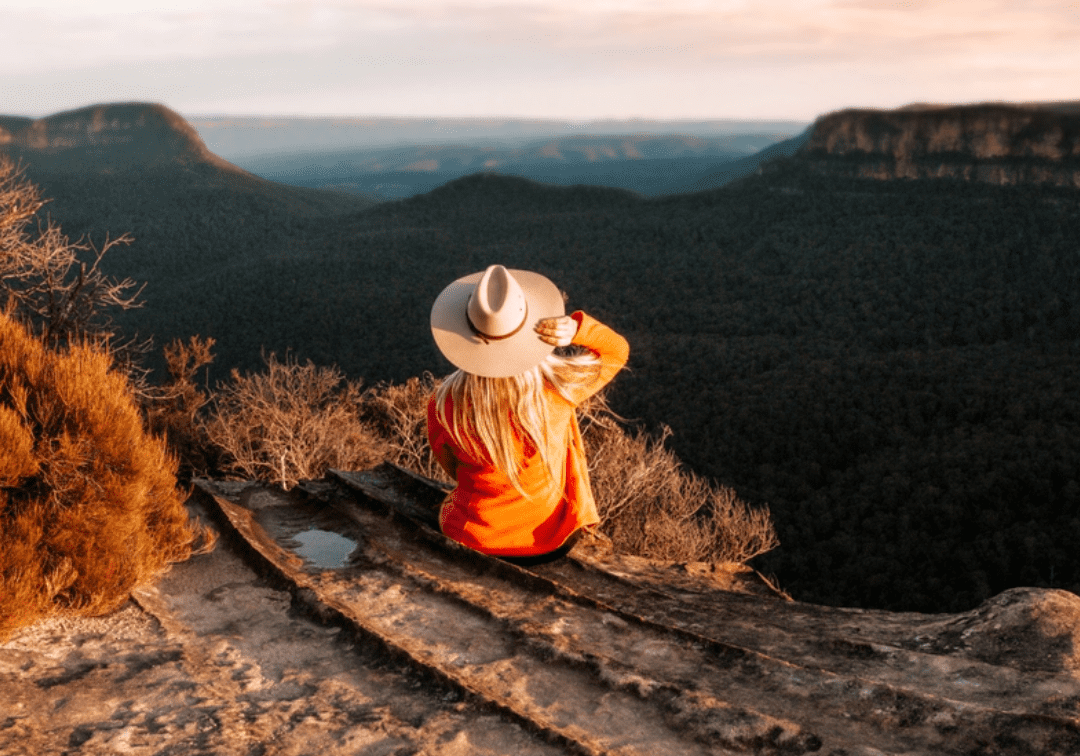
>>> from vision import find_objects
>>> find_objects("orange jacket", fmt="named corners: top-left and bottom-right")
top-left (427, 311), bottom-right (629, 556)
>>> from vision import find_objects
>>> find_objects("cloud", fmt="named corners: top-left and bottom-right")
top-left (2, 1), bottom-right (342, 72)
top-left (1, 0), bottom-right (1076, 118)
top-left (6, 0), bottom-right (1077, 68)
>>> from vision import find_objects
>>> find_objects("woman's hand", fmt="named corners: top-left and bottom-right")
top-left (535, 316), bottom-right (578, 347)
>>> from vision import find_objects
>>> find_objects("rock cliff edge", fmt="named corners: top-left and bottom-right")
top-left (3, 465), bottom-right (1078, 755)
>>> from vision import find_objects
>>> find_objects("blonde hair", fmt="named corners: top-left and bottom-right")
top-left (435, 350), bottom-right (601, 494)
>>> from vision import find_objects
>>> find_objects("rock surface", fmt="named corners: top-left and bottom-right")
top-left (3, 463), bottom-right (1080, 755)
top-left (797, 102), bottom-right (1080, 186)
top-left (0, 102), bottom-right (236, 171)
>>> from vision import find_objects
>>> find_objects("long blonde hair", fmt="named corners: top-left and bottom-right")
top-left (435, 350), bottom-right (600, 494)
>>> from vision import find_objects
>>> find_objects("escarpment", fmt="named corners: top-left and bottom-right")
top-left (0, 102), bottom-right (235, 171)
top-left (794, 102), bottom-right (1080, 186)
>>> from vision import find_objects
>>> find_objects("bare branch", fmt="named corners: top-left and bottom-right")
top-left (0, 157), bottom-right (143, 353)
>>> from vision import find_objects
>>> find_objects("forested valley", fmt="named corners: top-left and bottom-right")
top-left (25, 155), bottom-right (1080, 614)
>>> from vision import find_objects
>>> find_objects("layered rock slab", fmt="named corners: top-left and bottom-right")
top-left (0, 491), bottom-right (563, 756)
top-left (3, 463), bottom-right (1079, 755)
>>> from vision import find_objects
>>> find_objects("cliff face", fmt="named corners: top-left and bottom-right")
top-left (0, 116), bottom-right (33, 141)
top-left (0, 102), bottom-right (228, 171)
top-left (7, 465), bottom-right (1077, 755)
top-left (797, 103), bottom-right (1080, 186)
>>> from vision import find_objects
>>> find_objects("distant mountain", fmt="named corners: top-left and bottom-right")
top-left (0, 102), bottom-right (377, 368)
top-left (0, 115), bottom-right (33, 136)
top-left (0, 103), bottom-right (378, 210)
top-left (1, 106), bottom-right (807, 201)
top-left (684, 129), bottom-right (813, 193)
top-left (188, 115), bottom-right (810, 159)
top-left (792, 102), bottom-right (1080, 186)
top-left (235, 132), bottom-right (794, 199)
top-left (0, 102), bottom-right (232, 171)
top-left (0, 102), bottom-right (376, 293)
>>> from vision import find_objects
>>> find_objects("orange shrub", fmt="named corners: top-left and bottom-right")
top-left (144, 335), bottom-right (220, 478)
top-left (0, 311), bottom-right (210, 639)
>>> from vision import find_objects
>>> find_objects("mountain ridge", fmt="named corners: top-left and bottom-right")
top-left (0, 102), bottom-right (237, 172)
top-left (796, 102), bottom-right (1080, 186)
top-left (189, 114), bottom-right (810, 158)
top-left (234, 132), bottom-right (787, 199)
top-left (0, 102), bottom-right (377, 228)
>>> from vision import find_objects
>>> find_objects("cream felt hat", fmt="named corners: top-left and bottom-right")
top-left (430, 264), bottom-right (565, 378)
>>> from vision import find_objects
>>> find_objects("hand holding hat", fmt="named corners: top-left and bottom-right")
top-left (430, 264), bottom-right (566, 378)
top-left (535, 316), bottom-right (578, 347)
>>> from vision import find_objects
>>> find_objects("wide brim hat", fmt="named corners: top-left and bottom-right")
top-left (431, 264), bottom-right (565, 378)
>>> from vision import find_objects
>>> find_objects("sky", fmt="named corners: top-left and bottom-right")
top-left (2, 0), bottom-right (1078, 122)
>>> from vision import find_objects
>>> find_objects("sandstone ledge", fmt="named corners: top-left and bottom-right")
top-left (3, 463), bottom-right (1078, 755)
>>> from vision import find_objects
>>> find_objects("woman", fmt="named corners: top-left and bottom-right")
top-left (427, 264), bottom-right (629, 563)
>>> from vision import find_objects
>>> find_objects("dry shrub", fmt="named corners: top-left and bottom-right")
top-left (0, 311), bottom-right (212, 640)
top-left (144, 335), bottom-right (219, 478)
top-left (583, 416), bottom-right (779, 564)
top-left (0, 157), bottom-right (142, 354)
top-left (203, 353), bottom-right (387, 489)
top-left (360, 374), bottom-right (451, 484)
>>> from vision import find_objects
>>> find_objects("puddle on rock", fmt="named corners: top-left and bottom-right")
top-left (293, 529), bottom-right (358, 569)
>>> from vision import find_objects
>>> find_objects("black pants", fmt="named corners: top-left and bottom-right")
top-left (498, 529), bottom-right (583, 567)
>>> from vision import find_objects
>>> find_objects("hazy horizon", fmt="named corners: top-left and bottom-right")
top-left (179, 115), bottom-right (808, 159)
top-left (3, 1), bottom-right (1077, 122)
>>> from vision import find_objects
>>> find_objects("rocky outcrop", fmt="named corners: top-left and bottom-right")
top-left (0, 116), bottom-right (33, 144)
top-left (797, 102), bottom-right (1080, 187)
top-left (0, 102), bottom-right (374, 227)
top-left (0, 102), bottom-right (233, 171)
top-left (5, 463), bottom-right (1077, 755)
